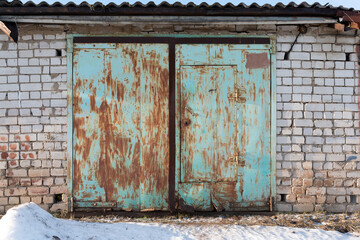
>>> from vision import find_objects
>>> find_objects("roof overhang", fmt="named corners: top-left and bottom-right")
top-left (0, 15), bottom-right (339, 25)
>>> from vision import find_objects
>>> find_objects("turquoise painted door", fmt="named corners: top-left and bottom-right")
top-left (72, 43), bottom-right (169, 211)
top-left (176, 44), bottom-right (271, 211)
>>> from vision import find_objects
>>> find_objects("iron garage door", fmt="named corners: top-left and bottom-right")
top-left (68, 37), bottom-right (275, 212)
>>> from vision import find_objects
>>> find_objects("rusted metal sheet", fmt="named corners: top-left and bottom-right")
top-left (72, 43), bottom-right (169, 210)
top-left (245, 52), bottom-right (270, 69)
top-left (70, 37), bottom-right (274, 212)
top-left (176, 44), bottom-right (271, 211)
top-left (180, 65), bottom-right (237, 183)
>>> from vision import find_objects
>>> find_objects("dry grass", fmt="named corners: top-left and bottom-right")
top-left (79, 212), bottom-right (360, 234)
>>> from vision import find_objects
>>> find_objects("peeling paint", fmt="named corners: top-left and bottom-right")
top-left (245, 52), bottom-right (270, 69)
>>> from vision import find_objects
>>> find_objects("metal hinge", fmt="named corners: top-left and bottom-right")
top-left (228, 85), bottom-right (246, 103)
top-left (229, 151), bottom-right (246, 166)
top-left (270, 35), bottom-right (277, 54)
top-left (70, 196), bottom-right (74, 213)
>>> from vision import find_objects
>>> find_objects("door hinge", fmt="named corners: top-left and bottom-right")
top-left (228, 85), bottom-right (246, 103)
top-left (70, 196), bottom-right (74, 213)
top-left (229, 151), bottom-right (246, 166)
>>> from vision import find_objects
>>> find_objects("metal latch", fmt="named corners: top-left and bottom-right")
top-left (228, 85), bottom-right (246, 103)
top-left (228, 151), bottom-right (246, 166)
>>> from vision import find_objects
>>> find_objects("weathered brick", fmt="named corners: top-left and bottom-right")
top-left (29, 169), bottom-right (50, 177)
top-left (28, 187), bottom-right (49, 195)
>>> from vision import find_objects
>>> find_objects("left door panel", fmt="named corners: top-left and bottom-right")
top-left (72, 44), bottom-right (169, 211)
top-left (73, 48), bottom-right (107, 203)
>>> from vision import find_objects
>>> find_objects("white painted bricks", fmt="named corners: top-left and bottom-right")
top-left (276, 27), bottom-right (360, 213)
top-left (0, 28), bottom-right (67, 213)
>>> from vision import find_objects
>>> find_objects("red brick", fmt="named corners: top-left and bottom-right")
top-left (14, 134), bottom-right (36, 142)
top-left (43, 178), bottom-right (53, 186)
top-left (6, 169), bottom-right (27, 177)
top-left (313, 179), bottom-right (323, 187)
top-left (316, 195), bottom-right (326, 204)
top-left (0, 135), bottom-right (8, 142)
top-left (20, 143), bottom-right (31, 151)
top-left (43, 196), bottom-right (54, 204)
top-left (9, 143), bottom-right (19, 151)
top-left (20, 196), bottom-right (31, 203)
top-left (297, 196), bottom-right (316, 204)
top-left (8, 152), bottom-right (19, 160)
top-left (324, 179), bottom-right (334, 187)
top-left (8, 178), bottom-right (19, 186)
top-left (307, 187), bottom-right (326, 195)
top-left (21, 152), bottom-right (37, 160)
top-left (32, 178), bottom-right (42, 186)
top-left (0, 179), bottom-right (7, 188)
top-left (292, 178), bottom-right (303, 186)
top-left (0, 144), bottom-right (8, 151)
top-left (8, 160), bottom-right (19, 168)
top-left (5, 187), bottom-right (27, 196)
top-left (0, 197), bottom-right (8, 205)
top-left (29, 169), bottom-right (50, 177)
top-left (293, 187), bottom-right (305, 195)
top-left (50, 186), bottom-right (67, 194)
top-left (31, 196), bottom-right (42, 204)
top-left (9, 197), bottom-right (19, 205)
top-left (20, 178), bottom-right (31, 187)
top-left (28, 187), bottom-right (49, 196)
top-left (51, 168), bottom-right (66, 176)
top-left (303, 179), bottom-right (313, 187)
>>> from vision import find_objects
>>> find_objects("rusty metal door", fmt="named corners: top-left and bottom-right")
top-left (72, 43), bottom-right (169, 211)
top-left (176, 44), bottom-right (271, 211)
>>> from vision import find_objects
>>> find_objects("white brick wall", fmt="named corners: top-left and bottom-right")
top-left (276, 27), bottom-right (360, 213)
top-left (0, 30), bottom-right (67, 213)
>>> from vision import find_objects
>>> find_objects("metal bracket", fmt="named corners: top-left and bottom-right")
top-left (228, 85), bottom-right (246, 103)
top-left (229, 151), bottom-right (246, 166)
top-left (269, 35), bottom-right (277, 55)
top-left (70, 196), bottom-right (74, 212)
top-left (66, 35), bottom-right (73, 53)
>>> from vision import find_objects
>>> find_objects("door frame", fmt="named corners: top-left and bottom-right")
top-left (66, 35), bottom-right (277, 212)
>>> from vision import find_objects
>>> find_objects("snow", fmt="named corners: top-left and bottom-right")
top-left (0, 203), bottom-right (358, 240)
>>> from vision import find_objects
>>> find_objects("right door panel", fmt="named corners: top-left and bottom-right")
top-left (176, 44), bottom-right (271, 211)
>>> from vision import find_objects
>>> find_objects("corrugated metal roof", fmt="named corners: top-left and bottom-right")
top-left (0, 1), bottom-right (356, 16)
top-left (0, 1), bottom-right (353, 10)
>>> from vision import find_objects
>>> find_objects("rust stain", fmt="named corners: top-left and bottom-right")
top-left (25, 135), bottom-right (30, 142)
top-left (21, 143), bottom-right (30, 150)
top-left (9, 152), bottom-right (17, 159)
top-left (0, 145), bottom-right (7, 151)
top-left (9, 160), bottom-right (17, 166)
top-left (0, 136), bottom-right (6, 141)
top-left (28, 153), bottom-right (34, 159)
top-left (1, 152), bottom-right (8, 159)
top-left (178, 198), bottom-right (195, 213)
top-left (73, 44), bottom-right (169, 209)
top-left (10, 143), bottom-right (18, 150)
top-left (245, 53), bottom-right (270, 69)
top-left (22, 153), bottom-right (27, 159)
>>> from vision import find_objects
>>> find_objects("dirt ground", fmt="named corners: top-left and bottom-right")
top-left (1, 211), bottom-right (359, 235)
top-left (74, 212), bottom-right (360, 234)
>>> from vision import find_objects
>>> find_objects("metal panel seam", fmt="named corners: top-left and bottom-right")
top-left (66, 34), bottom-right (74, 213)
top-left (270, 36), bottom-right (277, 211)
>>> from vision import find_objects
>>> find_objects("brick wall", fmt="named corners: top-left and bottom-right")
top-left (0, 23), bottom-right (359, 213)
top-left (275, 26), bottom-right (360, 212)
top-left (0, 29), bottom-right (67, 213)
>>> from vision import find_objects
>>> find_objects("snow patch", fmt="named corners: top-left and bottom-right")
top-left (0, 203), bottom-right (358, 240)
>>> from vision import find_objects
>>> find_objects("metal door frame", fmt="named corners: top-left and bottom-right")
top-left (66, 35), bottom-right (277, 213)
